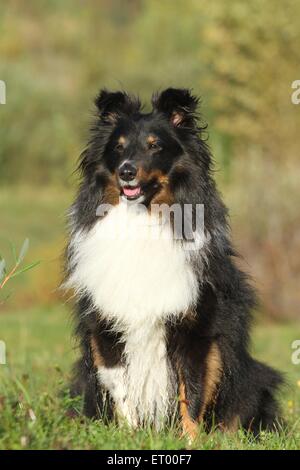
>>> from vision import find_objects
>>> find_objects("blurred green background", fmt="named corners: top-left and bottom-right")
top-left (1, 0), bottom-right (300, 320)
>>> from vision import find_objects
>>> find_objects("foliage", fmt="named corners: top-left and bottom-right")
top-left (0, 239), bottom-right (40, 304)
top-left (1, 1), bottom-right (300, 182)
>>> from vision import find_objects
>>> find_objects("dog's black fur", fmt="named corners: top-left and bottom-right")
top-left (66, 88), bottom-right (283, 437)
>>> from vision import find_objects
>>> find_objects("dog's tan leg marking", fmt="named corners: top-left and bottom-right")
top-left (178, 380), bottom-right (199, 441)
top-left (90, 335), bottom-right (104, 367)
top-left (198, 342), bottom-right (222, 421)
top-left (178, 342), bottom-right (222, 442)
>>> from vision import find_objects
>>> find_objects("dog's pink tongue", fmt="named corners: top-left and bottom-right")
top-left (123, 186), bottom-right (141, 197)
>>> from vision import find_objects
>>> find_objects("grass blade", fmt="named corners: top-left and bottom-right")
top-left (0, 258), bottom-right (6, 282)
top-left (17, 238), bottom-right (30, 264)
top-left (10, 261), bottom-right (40, 279)
top-left (9, 240), bottom-right (17, 263)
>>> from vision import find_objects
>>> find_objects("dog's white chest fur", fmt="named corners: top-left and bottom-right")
top-left (68, 202), bottom-right (199, 424)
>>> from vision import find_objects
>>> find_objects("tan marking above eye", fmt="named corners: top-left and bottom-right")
top-left (118, 136), bottom-right (126, 145)
top-left (147, 135), bottom-right (157, 145)
top-left (147, 135), bottom-right (161, 151)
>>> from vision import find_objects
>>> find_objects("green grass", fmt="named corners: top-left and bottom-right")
top-left (0, 305), bottom-right (299, 450)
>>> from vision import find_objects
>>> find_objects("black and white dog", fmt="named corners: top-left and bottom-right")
top-left (65, 88), bottom-right (282, 439)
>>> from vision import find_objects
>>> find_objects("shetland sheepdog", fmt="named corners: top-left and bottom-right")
top-left (65, 88), bottom-right (282, 439)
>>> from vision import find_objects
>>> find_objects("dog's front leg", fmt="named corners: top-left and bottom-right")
top-left (96, 364), bottom-right (138, 427)
top-left (177, 341), bottom-right (222, 442)
top-left (90, 334), bottom-right (138, 427)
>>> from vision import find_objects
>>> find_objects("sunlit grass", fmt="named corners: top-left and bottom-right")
top-left (0, 305), bottom-right (299, 450)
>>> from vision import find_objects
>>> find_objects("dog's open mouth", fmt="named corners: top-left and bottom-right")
top-left (121, 185), bottom-right (143, 201)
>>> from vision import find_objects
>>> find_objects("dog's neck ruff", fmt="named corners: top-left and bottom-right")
top-left (68, 202), bottom-right (199, 329)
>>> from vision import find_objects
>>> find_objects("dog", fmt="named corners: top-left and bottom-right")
top-left (65, 88), bottom-right (283, 439)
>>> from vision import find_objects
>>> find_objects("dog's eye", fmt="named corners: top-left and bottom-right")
top-left (148, 142), bottom-right (161, 151)
top-left (114, 143), bottom-right (124, 152)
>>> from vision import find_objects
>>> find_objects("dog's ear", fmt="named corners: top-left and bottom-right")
top-left (95, 89), bottom-right (140, 124)
top-left (152, 88), bottom-right (199, 128)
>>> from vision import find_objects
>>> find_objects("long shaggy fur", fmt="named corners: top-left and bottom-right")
top-left (65, 88), bottom-right (283, 438)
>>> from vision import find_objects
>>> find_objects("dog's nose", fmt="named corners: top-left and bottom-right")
top-left (118, 161), bottom-right (137, 182)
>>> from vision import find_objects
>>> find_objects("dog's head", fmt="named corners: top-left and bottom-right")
top-left (80, 88), bottom-right (210, 208)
